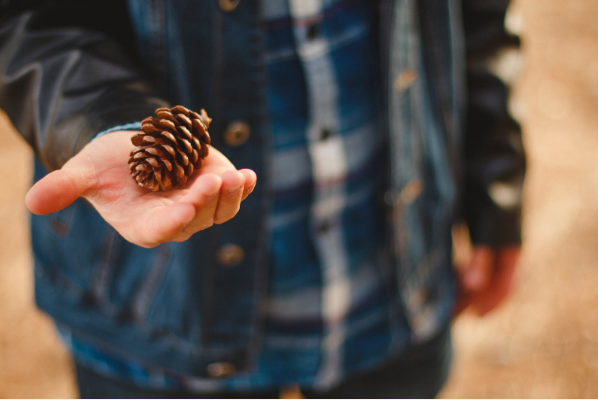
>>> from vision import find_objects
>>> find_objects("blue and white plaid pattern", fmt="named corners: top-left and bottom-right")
top-left (61, 0), bottom-right (433, 392)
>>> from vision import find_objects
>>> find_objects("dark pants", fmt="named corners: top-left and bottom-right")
top-left (76, 326), bottom-right (451, 399)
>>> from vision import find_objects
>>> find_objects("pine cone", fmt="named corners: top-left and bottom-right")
top-left (128, 106), bottom-right (212, 192)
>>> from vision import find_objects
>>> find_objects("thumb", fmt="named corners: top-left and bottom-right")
top-left (460, 247), bottom-right (496, 292)
top-left (25, 156), bottom-right (97, 215)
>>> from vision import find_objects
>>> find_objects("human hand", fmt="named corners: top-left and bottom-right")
top-left (25, 131), bottom-right (256, 248)
top-left (453, 246), bottom-right (521, 317)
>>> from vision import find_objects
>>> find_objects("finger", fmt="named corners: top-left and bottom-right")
top-left (453, 247), bottom-right (496, 317)
top-left (460, 247), bottom-right (495, 292)
top-left (473, 247), bottom-right (521, 315)
top-left (214, 170), bottom-right (245, 224)
top-left (181, 174), bottom-right (223, 233)
top-left (136, 202), bottom-right (196, 247)
top-left (239, 169), bottom-right (257, 201)
top-left (25, 157), bottom-right (96, 215)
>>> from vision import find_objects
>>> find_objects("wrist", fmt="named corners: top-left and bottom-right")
top-left (93, 121), bottom-right (143, 141)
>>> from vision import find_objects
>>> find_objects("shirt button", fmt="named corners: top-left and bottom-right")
top-left (394, 68), bottom-right (418, 92)
top-left (219, 0), bottom-right (240, 12)
top-left (306, 23), bottom-right (320, 40)
top-left (216, 244), bottom-right (245, 267)
top-left (317, 220), bottom-right (331, 233)
top-left (207, 362), bottom-right (237, 378)
top-left (224, 121), bottom-right (251, 146)
top-left (320, 127), bottom-right (332, 141)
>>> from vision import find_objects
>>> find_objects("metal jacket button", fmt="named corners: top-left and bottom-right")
top-left (207, 362), bottom-right (236, 378)
top-left (224, 121), bottom-right (251, 146)
top-left (219, 0), bottom-right (240, 12)
top-left (216, 244), bottom-right (245, 267)
top-left (394, 68), bottom-right (417, 92)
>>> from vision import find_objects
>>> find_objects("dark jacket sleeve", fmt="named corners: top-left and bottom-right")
top-left (461, 0), bottom-right (526, 246)
top-left (0, 0), bottom-right (168, 171)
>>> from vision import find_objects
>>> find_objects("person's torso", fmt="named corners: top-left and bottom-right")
top-left (32, 0), bottom-right (463, 389)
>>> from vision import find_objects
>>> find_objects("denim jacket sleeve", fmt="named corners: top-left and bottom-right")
top-left (0, 0), bottom-right (167, 171)
top-left (461, 0), bottom-right (526, 246)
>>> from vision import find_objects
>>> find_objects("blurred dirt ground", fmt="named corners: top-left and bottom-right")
top-left (2, 0), bottom-right (598, 398)
top-left (441, 0), bottom-right (598, 397)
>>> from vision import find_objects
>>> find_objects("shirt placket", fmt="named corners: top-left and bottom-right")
top-left (288, 0), bottom-right (351, 389)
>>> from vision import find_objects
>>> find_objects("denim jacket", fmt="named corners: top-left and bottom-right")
top-left (0, 0), bottom-right (524, 378)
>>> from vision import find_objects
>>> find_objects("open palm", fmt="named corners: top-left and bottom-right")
top-left (26, 131), bottom-right (256, 247)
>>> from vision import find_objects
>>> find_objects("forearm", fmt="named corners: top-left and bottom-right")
top-left (0, 1), bottom-right (167, 170)
top-left (461, 0), bottom-right (526, 246)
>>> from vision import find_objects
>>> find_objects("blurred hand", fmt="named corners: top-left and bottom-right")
top-left (25, 131), bottom-right (256, 248)
top-left (454, 246), bottom-right (521, 317)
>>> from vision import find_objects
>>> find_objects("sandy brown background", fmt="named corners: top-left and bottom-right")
top-left (2, 0), bottom-right (598, 398)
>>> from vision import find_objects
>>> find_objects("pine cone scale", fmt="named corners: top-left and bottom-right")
top-left (160, 144), bottom-right (176, 156)
top-left (135, 163), bottom-right (151, 172)
top-left (146, 157), bottom-right (160, 168)
top-left (128, 106), bottom-right (212, 191)
top-left (176, 113), bottom-right (193, 128)
top-left (178, 150), bottom-right (189, 166)
top-left (175, 163), bottom-right (186, 179)
top-left (199, 143), bottom-right (209, 159)
top-left (172, 105), bottom-right (190, 116)
top-left (156, 110), bottom-right (177, 123)
top-left (161, 158), bottom-right (173, 171)
top-left (153, 168), bottom-right (162, 183)
top-left (179, 126), bottom-right (193, 141)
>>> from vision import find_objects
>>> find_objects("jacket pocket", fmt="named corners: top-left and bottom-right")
top-left (32, 197), bottom-right (121, 301)
top-left (111, 240), bottom-right (204, 346)
top-left (32, 200), bottom-right (204, 344)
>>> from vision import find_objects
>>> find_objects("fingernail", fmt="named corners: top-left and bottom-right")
top-left (207, 186), bottom-right (220, 196)
top-left (228, 183), bottom-right (243, 194)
